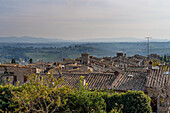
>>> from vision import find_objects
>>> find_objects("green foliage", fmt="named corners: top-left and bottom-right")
top-left (104, 91), bottom-right (152, 113)
top-left (152, 59), bottom-right (158, 66)
top-left (1, 45), bottom-right (102, 62)
top-left (0, 84), bottom-right (18, 112)
top-left (65, 76), bottom-right (106, 112)
top-left (11, 74), bottom-right (70, 113)
top-left (160, 57), bottom-right (164, 62)
top-left (164, 66), bottom-right (168, 72)
top-left (1, 42), bottom-right (170, 63)
top-left (29, 58), bottom-right (33, 63)
top-left (0, 74), bottom-right (152, 113)
top-left (11, 58), bottom-right (16, 64)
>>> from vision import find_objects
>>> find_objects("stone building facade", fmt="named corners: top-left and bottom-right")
top-left (0, 64), bottom-right (36, 85)
top-left (81, 53), bottom-right (90, 65)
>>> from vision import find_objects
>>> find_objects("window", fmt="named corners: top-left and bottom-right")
top-left (14, 76), bottom-right (17, 82)
top-left (24, 76), bottom-right (27, 83)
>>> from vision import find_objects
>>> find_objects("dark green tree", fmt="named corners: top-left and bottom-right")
top-left (11, 58), bottom-right (16, 64)
top-left (29, 58), bottom-right (33, 64)
top-left (105, 91), bottom-right (152, 113)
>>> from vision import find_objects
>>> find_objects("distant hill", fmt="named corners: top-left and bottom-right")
top-left (78, 37), bottom-right (169, 42)
top-left (0, 42), bottom-right (170, 63)
top-left (0, 36), bottom-right (68, 43)
top-left (0, 36), bottom-right (169, 43)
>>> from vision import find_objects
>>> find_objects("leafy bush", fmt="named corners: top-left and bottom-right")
top-left (65, 76), bottom-right (106, 112)
top-left (104, 91), bottom-right (152, 113)
top-left (11, 74), bottom-right (70, 113)
top-left (0, 74), bottom-right (152, 113)
top-left (0, 84), bottom-right (18, 112)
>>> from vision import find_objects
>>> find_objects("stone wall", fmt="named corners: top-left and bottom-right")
top-left (0, 74), bottom-right (14, 84)
top-left (147, 87), bottom-right (170, 113)
top-left (0, 66), bottom-right (36, 85)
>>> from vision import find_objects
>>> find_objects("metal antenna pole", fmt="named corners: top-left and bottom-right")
top-left (145, 37), bottom-right (151, 58)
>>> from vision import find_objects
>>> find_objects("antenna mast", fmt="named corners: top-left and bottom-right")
top-left (145, 37), bottom-right (151, 58)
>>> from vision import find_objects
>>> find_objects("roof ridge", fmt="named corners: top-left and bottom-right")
top-left (110, 73), bottom-right (123, 89)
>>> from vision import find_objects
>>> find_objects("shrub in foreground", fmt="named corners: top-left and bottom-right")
top-left (103, 91), bottom-right (152, 113)
top-left (0, 74), bottom-right (152, 113)
top-left (64, 76), bottom-right (106, 112)
top-left (0, 84), bottom-right (19, 112)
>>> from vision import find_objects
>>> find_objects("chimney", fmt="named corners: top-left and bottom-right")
top-left (124, 64), bottom-right (127, 71)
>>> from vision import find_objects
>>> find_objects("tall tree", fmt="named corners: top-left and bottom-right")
top-left (11, 58), bottom-right (16, 64)
top-left (29, 58), bottom-right (33, 64)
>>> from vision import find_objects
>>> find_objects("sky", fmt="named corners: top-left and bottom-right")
top-left (0, 0), bottom-right (170, 40)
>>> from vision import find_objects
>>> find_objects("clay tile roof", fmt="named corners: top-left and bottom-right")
top-left (40, 73), bottom-right (88, 88)
top-left (57, 74), bottom-right (83, 88)
top-left (60, 59), bottom-right (76, 65)
top-left (68, 68), bottom-right (86, 72)
top-left (75, 58), bottom-right (81, 61)
top-left (111, 72), bottom-right (147, 91)
top-left (86, 73), bottom-right (117, 90)
top-left (145, 67), bottom-right (170, 88)
top-left (129, 57), bottom-right (143, 62)
top-left (127, 66), bottom-right (148, 72)
top-left (133, 54), bottom-right (146, 59)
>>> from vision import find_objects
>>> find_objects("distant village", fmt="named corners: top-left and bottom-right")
top-left (0, 53), bottom-right (169, 113)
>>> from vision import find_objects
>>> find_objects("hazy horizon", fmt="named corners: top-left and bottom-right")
top-left (1, 0), bottom-right (170, 40)
top-left (0, 36), bottom-right (169, 43)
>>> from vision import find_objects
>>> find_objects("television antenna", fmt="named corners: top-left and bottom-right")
top-left (145, 37), bottom-right (152, 58)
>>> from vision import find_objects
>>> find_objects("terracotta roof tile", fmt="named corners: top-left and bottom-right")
top-left (146, 67), bottom-right (170, 88)
top-left (111, 72), bottom-right (147, 91)
top-left (40, 73), bottom-right (88, 88)
top-left (86, 73), bottom-right (117, 90)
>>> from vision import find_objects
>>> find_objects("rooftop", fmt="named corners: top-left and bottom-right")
top-left (146, 67), bottom-right (170, 89)
top-left (111, 72), bottom-right (147, 91)
top-left (86, 73), bottom-right (117, 90)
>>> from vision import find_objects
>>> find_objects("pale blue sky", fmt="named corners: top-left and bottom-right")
top-left (0, 0), bottom-right (170, 40)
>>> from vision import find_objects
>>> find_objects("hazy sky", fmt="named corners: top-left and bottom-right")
top-left (0, 0), bottom-right (170, 40)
